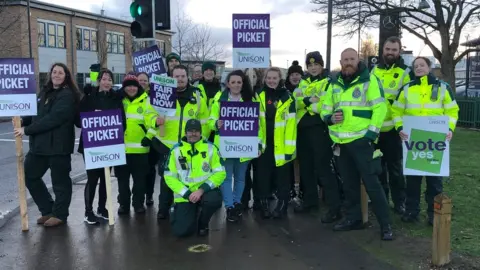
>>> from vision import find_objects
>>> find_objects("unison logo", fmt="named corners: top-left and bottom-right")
top-left (0, 100), bottom-right (31, 111)
top-left (89, 151), bottom-right (121, 162)
top-left (236, 52), bottom-right (265, 64)
top-left (224, 140), bottom-right (253, 152)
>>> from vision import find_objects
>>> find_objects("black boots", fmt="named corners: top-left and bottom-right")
top-left (272, 200), bottom-right (288, 219)
top-left (260, 199), bottom-right (271, 219)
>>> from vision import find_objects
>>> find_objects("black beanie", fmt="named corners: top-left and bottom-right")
top-left (287, 60), bottom-right (304, 78)
top-left (306, 51), bottom-right (324, 67)
top-left (185, 119), bottom-right (202, 133)
top-left (202, 61), bottom-right (216, 73)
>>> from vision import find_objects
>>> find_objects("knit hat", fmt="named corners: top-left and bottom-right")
top-left (185, 119), bottom-right (202, 133)
top-left (202, 61), bottom-right (216, 73)
top-left (287, 60), bottom-right (304, 78)
top-left (166, 52), bottom-right (181, 64)
top-left (122, 74), bottom-right (140, 88)
top-left (305, 51), bottom-right (324, 67)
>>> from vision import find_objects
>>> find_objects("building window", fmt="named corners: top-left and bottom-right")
top-left (113, 73), bottom-right (125, 84)
top-left (39, 72), bottom-right (49, 88)
top-left (37, 21), bottom-right (65, 49)
top-left (57, 25), bottom-right (65, 48)
top-left (48, 24), bottom-right (56, 47)
top-left (76, 73), bottom-right (90, 90)
top-left (107, 32), bottom-right (125, 54)
top-left (76, 27), bottom-right (97, 52)
top-left (37, 22), bottom-right (45, 47)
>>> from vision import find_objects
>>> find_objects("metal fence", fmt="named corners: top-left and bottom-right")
top-left (457, 97), bottom-right (480, 128)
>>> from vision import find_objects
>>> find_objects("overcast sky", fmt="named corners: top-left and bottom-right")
top-left (39, 0), bottom-right (472, 70)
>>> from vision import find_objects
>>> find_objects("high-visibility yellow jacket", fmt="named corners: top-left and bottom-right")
top-left (208, 90), bottom-right (264, 163)
top-left (321, 63), bottom-right (387, 144)
top-left (257, 87), bottom-right (297, 167)
top-left (391, 74), bottom-right (459, 131)
top-left (122, 91), bottom-right (159, 154)
top-left (164, 137), bottom-right (226, 204)
top-left (371, 58), bottom-right (412, 132)
top-left (156, 86), bottom-right (210, 149)
top-left (293, 74), bottom-right (330, 123)
top-left (197, 80), bottom-right (222, 110)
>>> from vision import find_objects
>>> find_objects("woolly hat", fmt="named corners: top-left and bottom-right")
top-left (166, 52), bottom-right (181, 64)
top-left (202, 61), bottom-right (216, 73)
top-left (122, 74), bottom-right (140, 88)
top-left (305, 51), bottom-right (324, 67)
top-left (287, 60), bottom-right (304, 78)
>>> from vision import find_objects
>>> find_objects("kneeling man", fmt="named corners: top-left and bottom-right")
top-left (164, 119), bottom-right (226, 237)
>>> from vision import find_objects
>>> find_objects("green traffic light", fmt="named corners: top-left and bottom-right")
top-left (137, 6), bottom-right (142, 16)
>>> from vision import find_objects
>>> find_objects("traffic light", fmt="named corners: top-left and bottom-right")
top-left (379, 10), bottom-right (400, 60)
top-left (130, 0), bottom-right (154, 38)
top-left (155, 0), bottom-right (171, 30)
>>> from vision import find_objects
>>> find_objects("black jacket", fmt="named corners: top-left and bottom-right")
top-left (22, 86), bottom-right (77, 156)
top-left (75, 85), bottom-right (125, 154)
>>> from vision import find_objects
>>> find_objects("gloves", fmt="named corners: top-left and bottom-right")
top-left (141, 137), bottom-right (151, 147)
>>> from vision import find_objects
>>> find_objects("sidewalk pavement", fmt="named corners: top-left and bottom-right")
top-left (0, 177), bottom-right (397, 270)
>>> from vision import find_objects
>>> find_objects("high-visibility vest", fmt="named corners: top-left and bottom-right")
top-left (392, 74), bottom-right (459, 131)
top-left (208, 90), bottom-right (265, 163)
top-left (164, 138), bottom-right (226, 204)
top-left (122, 92), bottom-right (158, 154)
top-left (371, 61), bottom-right (411, 132)
top-left (293, 76), bottom-right (330, 123)
top-left (256, 88), bottom-right (297, 167)
top-left (197, 83), bottom-right (221, 110)
top-left (321, 68), bottom-right (387, 144)
top-left (156, 87), bottom-right (210, 149)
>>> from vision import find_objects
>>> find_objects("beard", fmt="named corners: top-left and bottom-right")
top-left (384, 55), bottom-right (397, 65)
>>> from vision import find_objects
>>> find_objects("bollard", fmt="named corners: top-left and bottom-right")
top-left (432, 193), bottom-right (452, 266)
top-left (360, 181), bottom-right (368, 224)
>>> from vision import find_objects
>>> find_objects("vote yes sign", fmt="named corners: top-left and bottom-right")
top-left (81, 109), bottom-right (126, 170)
top-left (402, 116), bottom-right (450, 176)
top-left (219, 102), bottom-right (259, 158)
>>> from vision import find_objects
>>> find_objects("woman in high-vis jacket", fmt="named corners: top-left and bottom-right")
top-left (116, 74), bottom-right (159, 215)
top-left (256, 67), bottom-right (297, 219)
top-left (391, 56), bottom-right (459, 225)
top-left (209, 70), bottom-right (263, 223)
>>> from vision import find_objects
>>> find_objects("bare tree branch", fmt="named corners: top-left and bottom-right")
top-left (0, 0), bottom-right (25, 56)
top-left (455, 48), bottom-right (480, 66)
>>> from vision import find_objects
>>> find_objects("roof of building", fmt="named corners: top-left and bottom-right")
top-left (7, 0), bottom-right (173, 36)
top-left (461, 37), bottom-right (480, 47)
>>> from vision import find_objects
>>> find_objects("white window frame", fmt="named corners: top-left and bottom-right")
top-left (37, 19), bottom-right (65, 49)
top-left (76, 26), bottom-right (98, 52)
top-left (106, 31), bottom-right (125, 55)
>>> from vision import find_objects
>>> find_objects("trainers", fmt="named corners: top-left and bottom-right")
top-left (233, 202), bottom-right (243, 217)
top-left (226, 207), bottom-right (239, 222)
top-left (96, 208), bottom-right (109, 221)
top-left (84, 212), bottom-right (100, 225)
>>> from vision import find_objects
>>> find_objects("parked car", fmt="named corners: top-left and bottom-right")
top-left (112, 84), bottom-right (123, 91)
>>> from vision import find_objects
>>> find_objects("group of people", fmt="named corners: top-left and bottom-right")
top-left (14, 35), bottom-right (459, 241)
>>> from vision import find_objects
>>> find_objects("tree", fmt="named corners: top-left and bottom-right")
top-left (169, 8), bottom-right (224, 61)
top-left (359, 34), bottom-right (378, 61)
top-left (0, 0), bottom-right (24, 57)
top-left (95, 13), bottom-right (108, 68)
top-left (311, 0), bottom-right (480, 89)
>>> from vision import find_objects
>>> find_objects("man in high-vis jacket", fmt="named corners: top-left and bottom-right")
top-left (370, 36), bottom-right (411, 215)
top-left (165, 119), bottom-right (225, 237)
top-left (321, 48), bottom-right (393, 241)
top-left (155, 65), bottom-right (210, 220)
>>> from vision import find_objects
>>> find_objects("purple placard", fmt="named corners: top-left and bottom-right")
top-left (232, 14), bottom-right (270, 48)
top-left (219, 101), bottom-right (259, 137)
top-left (81, 109), bottom-right (124, 148)
top-left (132, 45), bottom-right (166, 77)
top-left (0, 58), bottom-right (36, 95)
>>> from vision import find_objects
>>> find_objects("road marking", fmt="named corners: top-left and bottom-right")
top-left (0, 138), bottom-right (79, 144)
top-left (188, 244), bottom-right (211, 253)
top-left (0, 132), bottom-right (14, 136)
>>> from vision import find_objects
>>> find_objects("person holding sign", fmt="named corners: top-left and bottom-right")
top-left (116, 75), bottom-right (159, 214)
top-left (14, 63), bottom-right (82, 227)
top-left (75, 69), bottom-right (125, 225)
top-left (155, 65), bottom-right (211, 220)
top-left (209, 70), bottom-right (261, 222)
top-left (255, 67), bottom-right (297, 219)
top-left (164, 119), bottom-right (226, 237)
top-left (391, 56), bottom-right (459, 225)
top-left (321, 49), bottom-right (393, 240)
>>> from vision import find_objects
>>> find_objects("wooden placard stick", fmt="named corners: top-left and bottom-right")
top-left (13, 116), bottom-right (28, 231)
top-left (104, 167), bottom-right (115, 225)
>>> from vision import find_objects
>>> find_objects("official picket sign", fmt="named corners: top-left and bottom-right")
top-left (133, 45), bottom-right (166, 77)
top-left (219, 101), bottom-right (259, 158)
top-left (232, 14), bottom-right (270, 68)
top-left (0, 58), bottom-right (37, 116)
top-left (81, 109), bottom-right (126, 170)
top-left (402, 116), bottom-right (450, 176)
top-left (150, 74), bottom-right (177, 116)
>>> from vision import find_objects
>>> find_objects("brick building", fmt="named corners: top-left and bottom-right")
top-left (1, 0), bottom-right (173, 89)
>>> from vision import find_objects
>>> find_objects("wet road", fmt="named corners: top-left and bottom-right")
top-left (0, 180), bottom-right (397, 270)
top-left (0, 121), bottom-right (85, 221)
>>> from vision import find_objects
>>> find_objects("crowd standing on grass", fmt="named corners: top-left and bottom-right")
top-left (13, 35), bottom-right (459, 240)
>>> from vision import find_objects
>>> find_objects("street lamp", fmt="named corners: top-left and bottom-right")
top-left (418, 0), bottom-right (430, 9)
